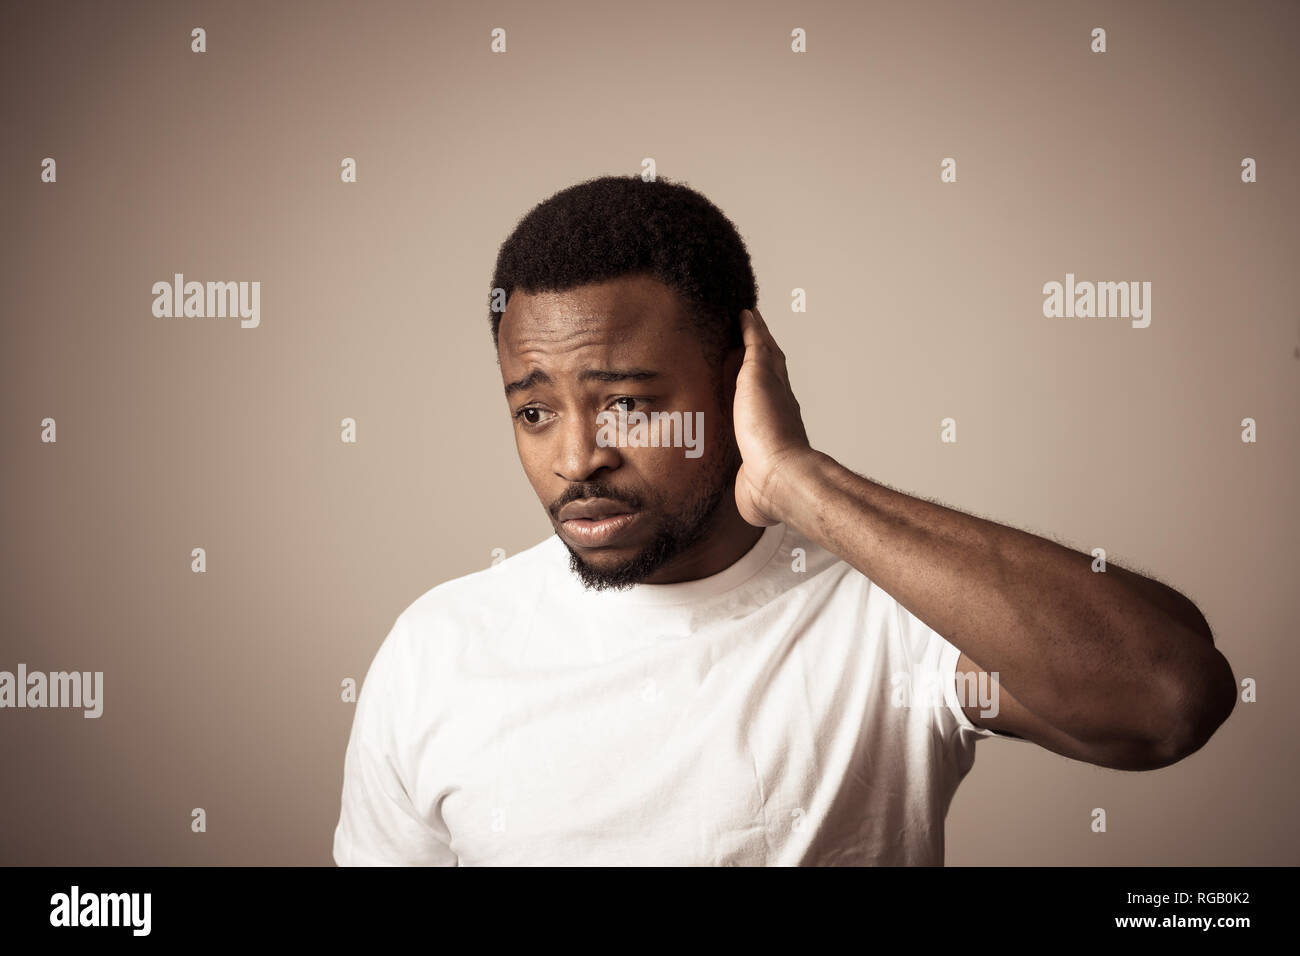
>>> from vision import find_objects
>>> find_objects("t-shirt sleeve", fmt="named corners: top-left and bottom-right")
top-left (937, 638), bottom-right (1008, 743)
top-left (333, 615), bottom-right (458, 866)
top-left (892, 598), bottom-right (1013, 746)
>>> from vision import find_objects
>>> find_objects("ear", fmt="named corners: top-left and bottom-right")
top-left (723, 341), bottom-right (744, 379)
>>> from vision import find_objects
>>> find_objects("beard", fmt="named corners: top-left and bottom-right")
top-left (555, 438), bottom-right (742, 592)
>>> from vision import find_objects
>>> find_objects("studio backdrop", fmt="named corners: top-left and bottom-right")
top-left (1, 0), bottom-right (1296, 865)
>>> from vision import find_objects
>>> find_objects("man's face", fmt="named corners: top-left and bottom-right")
top-left (498, 273), bottom-right (742, 589)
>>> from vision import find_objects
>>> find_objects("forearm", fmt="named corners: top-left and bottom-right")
top-left (771, 450), bottom-right (1236, 749)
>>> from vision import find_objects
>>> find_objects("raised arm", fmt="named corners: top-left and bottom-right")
top-left (729, 308), bottom-right (1236, 770)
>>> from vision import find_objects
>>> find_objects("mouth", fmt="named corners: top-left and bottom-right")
top-left (561, 511), bottom-right (642, 548)
top-left (557, 501), bottom-right (643, 549)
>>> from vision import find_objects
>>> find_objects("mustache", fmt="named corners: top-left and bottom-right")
top-left (549, 481), bottom-right (644, 520)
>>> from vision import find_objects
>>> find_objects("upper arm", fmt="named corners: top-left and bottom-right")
top-left (334, 619), bottom-right (459, 866)
top-left (955, 651), bottom-right (1175, 770)
top-left (334, 733), bottom-right (459, 866)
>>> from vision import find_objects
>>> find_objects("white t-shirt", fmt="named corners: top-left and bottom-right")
top-left (333, 522), bottom-right (1004, 866)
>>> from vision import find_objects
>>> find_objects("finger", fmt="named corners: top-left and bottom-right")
top-left (751, 308), bottom-right (786, 357)
top-left (742, 308), bottom-right (780, 357)
top-left (739, 308), bottom-right (767, 352)
top-left (749, 307), bottom-right (790, 381)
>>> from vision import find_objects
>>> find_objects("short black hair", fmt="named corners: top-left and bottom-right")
top-left (488, 175), bottom-right (757, 366)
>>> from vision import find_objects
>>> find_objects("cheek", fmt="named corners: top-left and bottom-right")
top-left (513, 436), bottom-right (552, 491)
top-left (629, 448), bottom-right (709, 496)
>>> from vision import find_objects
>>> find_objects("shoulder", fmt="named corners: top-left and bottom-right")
top-left (777, 524), bottom-right (852, 582)
top-left (779, 524), bottom-right (912, 622)
top-left (392, 533), bottom-right (562, 651)
top-left (778, 526), bottom-right (949, 665)
top-left (358, 534), bottom-right (561, 703)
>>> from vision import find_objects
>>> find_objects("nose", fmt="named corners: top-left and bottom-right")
top-left (552, 411), bottom-right (621, 483)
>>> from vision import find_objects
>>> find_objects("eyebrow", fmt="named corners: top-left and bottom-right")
top-left (503, 367), bottom-right (661, 397)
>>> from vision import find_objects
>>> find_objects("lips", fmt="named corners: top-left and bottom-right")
top-left (558, 498), bottom-right (635, 522)
top-left (557, 498), bottom-right (642, 548)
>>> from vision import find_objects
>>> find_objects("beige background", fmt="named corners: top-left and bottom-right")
top-left (1, 0), bottom-right (1296, 865)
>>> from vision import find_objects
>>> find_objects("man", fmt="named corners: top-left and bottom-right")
top-left (333, 175), bottom-right (1236, 866)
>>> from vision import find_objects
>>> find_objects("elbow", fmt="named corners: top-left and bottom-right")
top-left (1149, 646), bottom-right (1237, 766)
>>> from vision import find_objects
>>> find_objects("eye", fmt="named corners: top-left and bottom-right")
top-left (514, 405), bottom-right (554, 427)
top-left (611, 396), bottom-right (639, 413)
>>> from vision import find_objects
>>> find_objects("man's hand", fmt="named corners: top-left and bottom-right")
top-left (732, 307), bottom-right (816, 527)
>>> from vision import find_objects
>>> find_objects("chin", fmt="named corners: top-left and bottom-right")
top-left (562, 539), bottom-right (663, 591)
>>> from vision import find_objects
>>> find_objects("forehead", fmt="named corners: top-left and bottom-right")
top-left (498, 274), bottom-right (690, 369)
